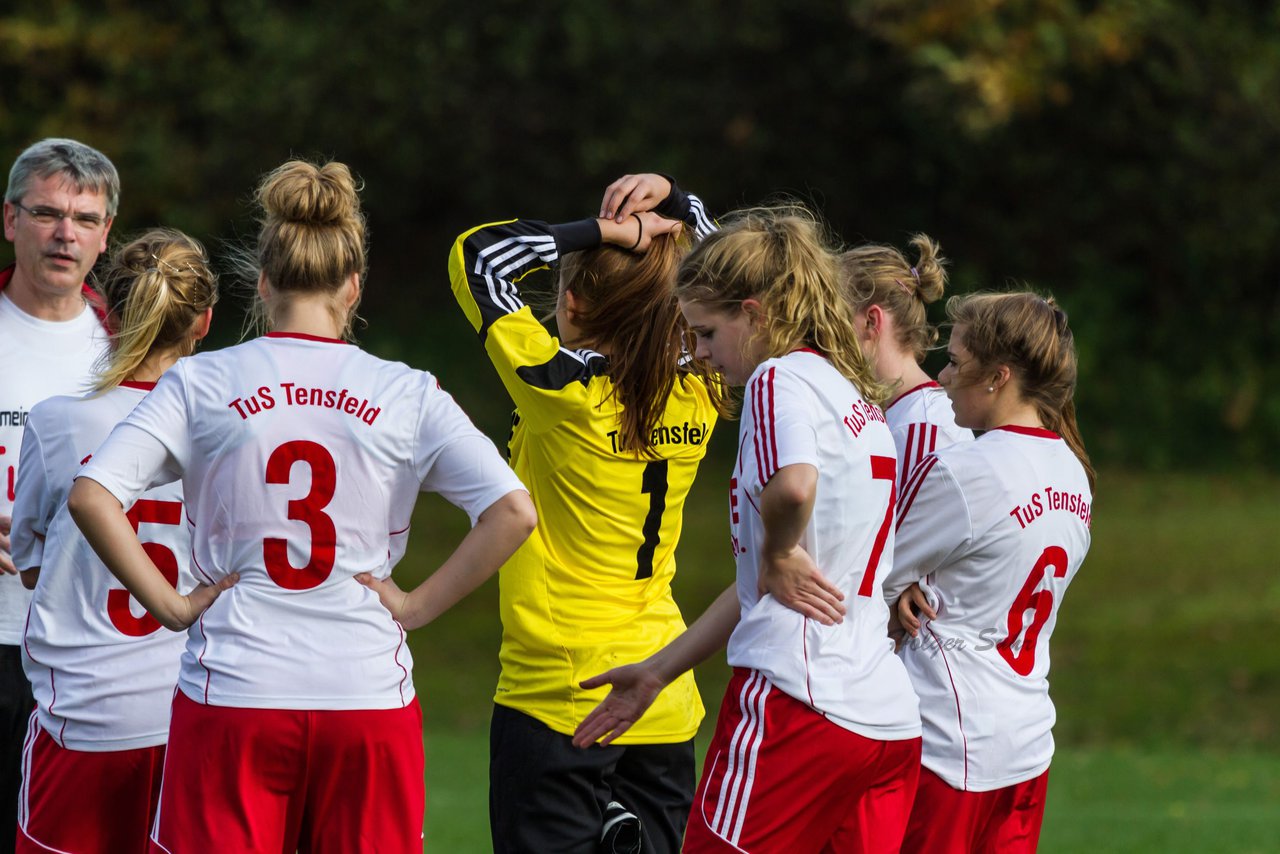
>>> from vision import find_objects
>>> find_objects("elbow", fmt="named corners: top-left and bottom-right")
top-left (486, 490), bottom-right (537, 543)
top-left (66, 478), bottom-right (93, 527)
top-left (510, 491), bottom-right (538, 541)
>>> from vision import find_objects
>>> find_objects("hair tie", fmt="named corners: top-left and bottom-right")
top-left (910, 266), bottom-right (920, 282)
top-left (627, 212), bottom-right (643, 251)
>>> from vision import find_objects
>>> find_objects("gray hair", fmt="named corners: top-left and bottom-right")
top-left (6, 138), bottom-right (120, 218)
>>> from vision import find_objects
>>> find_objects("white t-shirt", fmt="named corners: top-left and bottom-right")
top-left (0, 289), bottom-right (109, 644)
top-left (725, 350), bottom-right (920, 741)
top-left (884, 380), bottom-right (973, 496)
top-left (885, 426), bottom-right (1092, 790)
top-left (79, 333), bottom-right (525, 710)
top-left (13, 383), bottom-right (193, 751)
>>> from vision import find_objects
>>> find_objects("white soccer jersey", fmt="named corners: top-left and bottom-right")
top-left (79, 332), bottom-right (525, 711)
top-left (885, 426), bottom-right (1092, 791)
top-left (884, 381), bottom-right (973, 496)
top-left (726, 350), bottom-right (920, 741)
top-left (13, 383), bottom-right (194, 751)
top-left (0, 289), bottom-right (109, 644)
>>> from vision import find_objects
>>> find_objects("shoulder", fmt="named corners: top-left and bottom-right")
top-left (28, 393), bottom-right (86, 424)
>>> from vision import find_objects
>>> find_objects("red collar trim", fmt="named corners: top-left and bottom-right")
top-left (264, 331), bottom-right (348, 344)
top-left (991, 424), bottom-right (1060, 439)
top-left (0, 265), bottom-right (110, 331)
top-left (790, 347), bottom-right (823, 357)
top-left (886, 380), bottom-right (940, 412)
top-left (119, 380), bottom-right (158, 391)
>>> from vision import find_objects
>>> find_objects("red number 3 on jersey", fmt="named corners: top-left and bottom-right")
top-left (263, 440), bottom-right (338, 590)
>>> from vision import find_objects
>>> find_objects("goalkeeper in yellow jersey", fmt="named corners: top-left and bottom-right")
top-left (449, 173), bottom-right (722, 853)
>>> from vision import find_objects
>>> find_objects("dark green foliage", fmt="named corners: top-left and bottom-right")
top-left (1, 1), bottom-right (1274, 466)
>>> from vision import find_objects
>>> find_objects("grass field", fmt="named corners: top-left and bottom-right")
top-left (401, 450), bottom-right (1280, 851)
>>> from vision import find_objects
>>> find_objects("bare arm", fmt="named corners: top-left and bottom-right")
top-left (572, 584), bottom-right (741, 747)
top-left (356, 490), bottom-right (536, 631)
top-left (68, 477), bottom-right (237, 631)
top-left (756, 463), bottom-right (845, 625)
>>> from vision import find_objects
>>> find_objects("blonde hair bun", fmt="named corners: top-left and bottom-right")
top-left (259, 160), bottom-right (360, 226)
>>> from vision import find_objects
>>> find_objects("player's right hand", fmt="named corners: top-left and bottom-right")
top-left (572, 664), bottom-right (666, 748)
top-left (170, 572), bottom-right (239, 631)
top-left (759, 543), bottom-right (846, 626)
top-left (600, 173), bottom-right (673, 222)
top-left (896, 582), bottom-right (937, 637)
top-left (0, 515), bottom-right (14, 575)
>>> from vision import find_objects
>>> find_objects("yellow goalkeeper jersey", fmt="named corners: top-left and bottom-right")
top-left (448, 200), bottom-right (718, 743)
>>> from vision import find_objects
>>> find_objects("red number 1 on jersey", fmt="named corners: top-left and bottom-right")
top-left (264, 440), bottom-right (338, 590)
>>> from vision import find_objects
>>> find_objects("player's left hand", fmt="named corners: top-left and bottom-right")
top-left (572, 664), bottom-right (666, 748)
top-left (355, 572), bottom-right (411, 622)
top-left (0, 515), bottom-right (15, 575)
top-left (759, 544), bottom-right (845, 626)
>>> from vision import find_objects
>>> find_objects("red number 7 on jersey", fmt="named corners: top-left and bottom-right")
top-left (857, 455), bottom-right (897, 598)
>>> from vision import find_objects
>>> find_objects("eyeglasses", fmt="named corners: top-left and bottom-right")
top-left (12, 201), bottom-right (108, 232)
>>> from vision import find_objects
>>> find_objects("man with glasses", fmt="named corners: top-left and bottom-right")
top-left (0, 138), bottom-right (116, 853)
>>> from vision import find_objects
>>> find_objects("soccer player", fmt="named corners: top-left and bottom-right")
top-left (10, 229), bottom-right (217, 853)
top-left (886, 291), bottom-right (1095, 853)
top-left (0, 139), bottom-right (115, 850)
top-left (574, 205), bottom-right (923, 853)
top-left (448, 173), bottom-right (723, 852)
top-left (841, 234), bottom-right (973, 494)
top-left (67, 159), bottom-right (535, 854)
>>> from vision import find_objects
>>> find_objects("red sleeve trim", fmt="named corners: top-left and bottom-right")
top-left (750, 367), bottom-right (780, 483)
top-left (992, 424), bottom-right (1060, 440)
top-left (264, 331), bottom-right (349, 344)
top-left (885, 380), bottom-right (940, 412)
top-left (895, 453), bottom-right (939, 531)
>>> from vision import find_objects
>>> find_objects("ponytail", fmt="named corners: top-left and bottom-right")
top-left (95, 229), bottom-right (218, 392)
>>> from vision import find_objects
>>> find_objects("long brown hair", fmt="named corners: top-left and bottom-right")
top-left (95, 228), bottom-right (218, 392)
top-left (841, 233), bottom-right (948, 362)
top-left (559, 233), bottom-right (724, 455)
top-left (676, 204), bottom-right (888, 405)
top-left (947, 291), bottom-right (1096, 491)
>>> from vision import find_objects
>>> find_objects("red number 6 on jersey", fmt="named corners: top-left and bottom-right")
top-left (263, 440), bottom-right (338, 590)
top-left (997, 545), bottom-right (1069, 676)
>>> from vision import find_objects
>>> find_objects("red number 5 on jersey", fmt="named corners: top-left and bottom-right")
top-left (107, 499), bottom-right (182, 637)
top-left (264, 440), bottom-right (338, 590)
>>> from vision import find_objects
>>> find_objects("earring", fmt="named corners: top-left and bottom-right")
top-left (987, 386), bottom-right (995, 392)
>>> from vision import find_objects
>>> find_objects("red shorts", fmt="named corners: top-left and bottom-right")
top-left (901, 766), bottom-right (1049, 854)
top-left (150, 690), bottom-right (424, 854)
top-left (17, 711), bottom-right (165, 854)
top-left (684, 668), bottom-right (921, 853)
